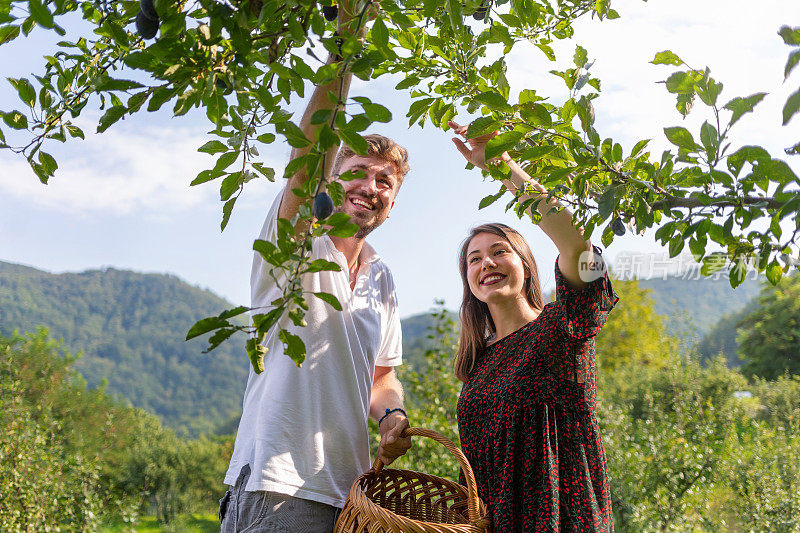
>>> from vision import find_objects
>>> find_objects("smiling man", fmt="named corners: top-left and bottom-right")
top-left (218, 3), bottom-right (412, 532)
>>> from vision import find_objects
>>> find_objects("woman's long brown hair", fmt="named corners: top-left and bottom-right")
top-left (455, 223), bottom-right (544, 382)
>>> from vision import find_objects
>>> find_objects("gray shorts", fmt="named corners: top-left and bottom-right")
top-left (219, 464), bottom-right (341, 533)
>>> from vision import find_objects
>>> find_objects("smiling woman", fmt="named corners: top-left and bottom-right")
top-left (448, 120), bottom-right (619, 531)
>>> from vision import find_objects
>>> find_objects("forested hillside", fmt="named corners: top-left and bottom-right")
top-left (0, 259), bottom-right (765, 436)
top-left (639, 269), bottom-right (761, 335)
top-left (0, 260), bottom-right (249, 436)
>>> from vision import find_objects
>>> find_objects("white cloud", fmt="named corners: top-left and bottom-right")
top-left (0, 116), bottom-right (289, 217)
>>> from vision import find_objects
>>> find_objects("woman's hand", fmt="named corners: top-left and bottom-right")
top-left (448, 120), bottom-right (511, 171)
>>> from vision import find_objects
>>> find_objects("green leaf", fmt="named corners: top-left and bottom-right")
top-left (663, 126), bottom-right (697, 151)
top-left (696, 78), bottom-right (723, 106)
top-left (38, 151), bottom-right (57, 174)
top-left (95, 78), bottom-right (143, 92)
top-left (202, 327), bottom-right (236, 353)
top-left (723, 93), bottom-right (766, 126)
top-left (651, 50), bottom-right (683, 66)
top-left (220, 305), bottom-right (249, 320)
top-left (573, 45), bottom-right (588, 68)
top-left (279, 329), bottom-right (306, 366)
top-left (473, 91), bottom-right (512, 113)
top-left (186, 316), bottom-right (229, 340)
top-left (668, 235), bottom-right (684, 257)
top-left (221, 196), bottom-right (236, 230)
top-left (485, 130), bottom-right (521, 161)
top-left (446, 0), bottom-right (463, 31)
top-left (338, 128), bottom-right (368, 155)
top-left (407, 97), bottom-right (435, 125)
top-left (362, 102), bottom-right (391, 123)
top-left (13, 78), bottom-right (35, 107)
top-left (28, 0), bottom-right (54, 28)
top-left (305, 259), bottom-right (342, 273)
top-left (629, 139), bottom-right (650, 159)
top-left (102, 21), bottom-right (129, 47)
top-left (465, 116), bottom-right (503, 138)
top-left (213, 151), bottom-right (238, 172)
top-left (220, 171), bottom-right (243, 201)
top-left (198, 140), bottom-right (228, 154)
top-left (519, 104), bottom-right (551, 128)
top-left (594, 0), bottom-right (609, 16)
top-left (536, 43), bottom-right (556, 61)
top-left (191, 169), bottom-right (223, 186)
top-left (699, 121), bottom-right (718, 160)
top-left (246, 337), bottom-right (267, 374)
top-left (577, 96), bottom-right (595, 132)
top-left (96, 105), bottom-right (126, 133)
top-left (371, 17), bottom-right (389, 50)
top-left (314, 291), bottom-right (342, 311)
top-left (597, 185), bottom-right (618, 221)
top-left (0, 25), bottom-right (20, 46)
top-left (765, 260), bottom-right (783, 285)
top-left (276, 121), bottom-right (310, 148)
top-left (782, 88), bottom-right (800, 126)
top-left (327, 221), bottom-right (358, 238)
top-left (479, 189), bottom-right (505, 209)
top-left (778, 25), bottom-right (800, 45)
top-left (2, 110), bottom-right (28, 129)
top-left (786, 49), bottom-right (800, 80)
top-left (729, 259), bottom-right (746, 288)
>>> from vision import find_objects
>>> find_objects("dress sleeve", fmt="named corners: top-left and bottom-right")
top-left (552, 246), bottom-right (618, 341)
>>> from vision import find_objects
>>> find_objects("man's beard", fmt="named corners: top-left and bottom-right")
top-left (333, 195), bottom-right (386, 239)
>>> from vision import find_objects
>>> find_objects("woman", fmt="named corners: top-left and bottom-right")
top-left (449, 120), bottom-right (619, 532)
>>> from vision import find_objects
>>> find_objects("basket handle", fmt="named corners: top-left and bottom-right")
top-left (370, 427), bottom-right (483, 524)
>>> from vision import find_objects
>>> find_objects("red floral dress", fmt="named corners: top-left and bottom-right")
top-left (457, 257), bottom-right (618, 532)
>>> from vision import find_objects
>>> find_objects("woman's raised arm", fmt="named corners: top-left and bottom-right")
top-left (449, 120), bottom-right (597, 288)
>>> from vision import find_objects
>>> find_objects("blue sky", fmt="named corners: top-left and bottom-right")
top-left (1, 0), bottom-right (797, 317)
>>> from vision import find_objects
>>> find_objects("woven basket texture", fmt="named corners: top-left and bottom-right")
top-left (333, 428), bottom-right (491, 533)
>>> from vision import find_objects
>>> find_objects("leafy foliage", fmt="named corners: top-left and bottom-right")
top-left (594, 280), bottom-right (673, 372)
top-left (390, 300), bottom-right (462, 480)
top-left (1, 0), bottom-right (797, 367)
top-left (0, 330), bottom-right (231, 529)
top-left (599, 355), bottom-right (800, 531)
top-left (738, 272), bottom-right (800, 379)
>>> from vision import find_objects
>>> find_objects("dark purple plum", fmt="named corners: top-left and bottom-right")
top-left (140, 0), bottom-right (158, 20)
top-left (136, 11), bottom-right (159, 39)
top-left (313, 192), bottom-right (334, 220)
top-left (322, 4), bottom-right (338, 21)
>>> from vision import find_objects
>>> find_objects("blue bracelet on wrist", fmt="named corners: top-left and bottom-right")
top-left (378, 408), bottom-right (407, 426)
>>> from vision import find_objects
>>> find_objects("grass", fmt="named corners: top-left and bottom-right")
top-left (101, 513), bottom-right (219, 532)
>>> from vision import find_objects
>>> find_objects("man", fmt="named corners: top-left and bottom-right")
top-left (219, 2), bottom-right (411, 531)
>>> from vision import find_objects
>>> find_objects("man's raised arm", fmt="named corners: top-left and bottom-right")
top-left (277, 0), bottom-right (367, 223)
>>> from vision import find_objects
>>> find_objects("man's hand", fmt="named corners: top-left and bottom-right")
top-left (376, 412), bottom-right (411, 466)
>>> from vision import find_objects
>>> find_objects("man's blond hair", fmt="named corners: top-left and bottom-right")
top-left (331, 134), bottom-right (410, 184)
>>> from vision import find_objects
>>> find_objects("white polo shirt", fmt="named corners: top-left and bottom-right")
top-left (224, 190), bottom-right (403, 508)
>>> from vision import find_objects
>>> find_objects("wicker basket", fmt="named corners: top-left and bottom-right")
top-left (333, 427), bottom-right (491, 533)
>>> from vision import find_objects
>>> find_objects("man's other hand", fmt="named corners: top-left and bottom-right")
top-left (377, 412), bottom-right (411, 466)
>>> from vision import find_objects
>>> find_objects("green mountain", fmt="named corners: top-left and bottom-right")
top-left (0, 260), bottom-right (249, 436)
top-left (638, 268), bottom-right (762, 336)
